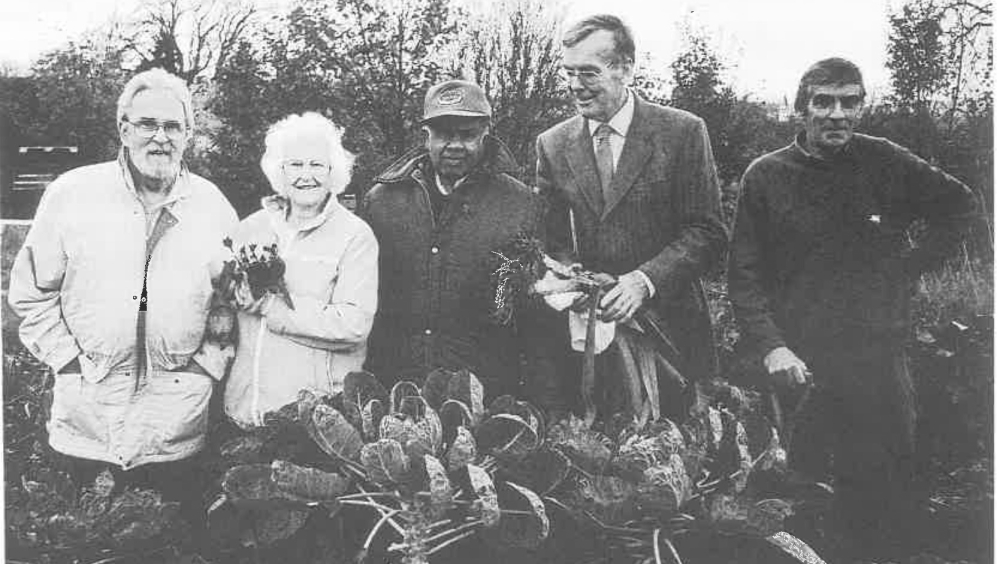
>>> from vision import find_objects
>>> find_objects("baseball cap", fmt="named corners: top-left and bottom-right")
top-left (421, 80), bottom-right (492, 123)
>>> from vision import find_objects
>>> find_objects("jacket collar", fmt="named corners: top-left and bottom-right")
top-left (375, 135), bottom-right (521, 185)
top-left (260, 191), bottom-right (345, 235)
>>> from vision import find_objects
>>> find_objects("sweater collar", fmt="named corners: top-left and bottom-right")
top-left (793, 130), bottom-right (859, 163)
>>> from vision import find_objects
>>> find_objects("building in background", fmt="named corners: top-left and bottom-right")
top-left (2, 146), bottom-right (84, 220)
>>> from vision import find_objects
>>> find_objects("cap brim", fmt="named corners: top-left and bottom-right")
top-left (421, 110), bottom-right (491, 123)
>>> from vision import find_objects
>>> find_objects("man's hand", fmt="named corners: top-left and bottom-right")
top-left (763, 346), bottom-right (811, 388)
top-left (598, 271), bottom-right (650, 322)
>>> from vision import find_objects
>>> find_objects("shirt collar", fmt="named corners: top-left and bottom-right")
top-left (587, 89), bottom-right (635, 138)
top-left (435, 173), bottom-right (471, 196)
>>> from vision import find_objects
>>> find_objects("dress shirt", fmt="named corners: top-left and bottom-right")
top-left (585, 90), bottom-right (655, 299)
top-left (587, 90), bottom-right (635, 171)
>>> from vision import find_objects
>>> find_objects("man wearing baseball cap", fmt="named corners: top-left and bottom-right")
top-left (361, 80), bottom-right (561, 411)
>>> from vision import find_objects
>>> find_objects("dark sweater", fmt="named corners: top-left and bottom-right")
top-left (728, 133), bottom-right (978, 359)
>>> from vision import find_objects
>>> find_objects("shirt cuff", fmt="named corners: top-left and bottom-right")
top-left (40, 342), bottom-right (83, 375)
top-left (634, 270), bottom-right (656, 298)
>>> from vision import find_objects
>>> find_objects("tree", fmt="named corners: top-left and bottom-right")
top-left (17, 26), bottom-right (132, 162)
top-left (881, 0), bottom-right (993, 212)
top-left (204, 0), bottom-right (457, 215)
top-left (937, 0), bottom-right (993, 128)
top-left (441, 0), bottom-right (572, 178)
top-left (289, 0), bottom-right (456, 189)
top-left (668, 28), bottom-right (740, 184)
top-left (632, 52), bottom-right (672, 107)
top-left (198, 37), bottom-right (279, 216)
top-left (132, 0), bottom-right (258, 84)
top-left (887, 0), bottom-right (950, 113)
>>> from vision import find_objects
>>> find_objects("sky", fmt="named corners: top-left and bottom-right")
top-left (0, 0), bottom-right (897, 103)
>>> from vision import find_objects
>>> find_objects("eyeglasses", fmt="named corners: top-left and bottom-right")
top-left (560, 67), bottom-right (606, 85)
top-left (281, 160), bottom-right (332, 177)
top-left (124, 118), bottom-right (187, 140)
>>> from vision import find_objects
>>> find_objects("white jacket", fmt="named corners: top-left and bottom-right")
top-left (224, 195), bottom-right (378, 428)
top-left (8, 157), bottom-right (238, 468)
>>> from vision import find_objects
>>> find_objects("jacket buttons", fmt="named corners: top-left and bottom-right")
top-left (431, 247), bottom-right (439, 254)
top-left (424, 328), bottom-right (432, 335)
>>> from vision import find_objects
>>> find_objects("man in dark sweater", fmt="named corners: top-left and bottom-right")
top-left (728, 58), bottom-right (978, 560)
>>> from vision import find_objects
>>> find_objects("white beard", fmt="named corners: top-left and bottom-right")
top-left (132, 152), bottom-right (182, 186)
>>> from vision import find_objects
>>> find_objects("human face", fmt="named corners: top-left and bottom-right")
top-left (561, 30), bottom-right (633, 122)
top-left (120, 89), bottom-right (188, 188)
top-left (278, 133), bottom-right (334, 213)
top-left (802, 84), bottom-right (864, 156)
top-left (423, 117), bottom-right (489, 183)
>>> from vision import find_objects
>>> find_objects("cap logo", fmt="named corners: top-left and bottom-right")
top-left (437, 89), bottom-right (464, 105)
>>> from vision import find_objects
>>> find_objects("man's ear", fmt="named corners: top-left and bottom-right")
top-left (118, 119), bottom-right (129, 143)
top-left (619, 57), bottom-right (636, 82)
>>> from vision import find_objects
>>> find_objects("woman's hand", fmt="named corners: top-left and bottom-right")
top-left (234, 280), bottom-right (274, 315)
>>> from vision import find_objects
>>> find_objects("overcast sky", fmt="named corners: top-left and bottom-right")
top-left (0, 0), bottom-right (897, 102)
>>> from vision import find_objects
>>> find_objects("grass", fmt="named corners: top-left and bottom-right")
top-left (913, 249), bottom-right (993, 328)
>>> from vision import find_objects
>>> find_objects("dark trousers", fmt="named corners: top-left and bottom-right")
top-left (54, 451), bottom-right (209, 540)
top-left (789, 336), bottom-right (918, 559)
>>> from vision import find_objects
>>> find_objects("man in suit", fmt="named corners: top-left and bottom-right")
top-left (536, 14), bottom-right (727, 417)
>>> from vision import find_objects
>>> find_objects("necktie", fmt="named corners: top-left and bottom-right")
top-left (594, 123), bottom-right (615, 207)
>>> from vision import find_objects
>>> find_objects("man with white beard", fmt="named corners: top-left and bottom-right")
top-left (8, 68), bottom-right (237, 524)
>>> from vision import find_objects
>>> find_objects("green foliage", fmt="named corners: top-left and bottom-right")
top-left (880, 0), bottom-right (994, 225)
top-left (667, 27), bottom-right (796, 187)
top-left (204, 0), bottom-right (455, 216)
top-left (888, 0), bottom-right (950, 112)
top-left (1, 30), bottom-right (130, 162)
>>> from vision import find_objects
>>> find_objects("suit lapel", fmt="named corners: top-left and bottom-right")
top-left (602, 99), bottom-right (655, 221)
top-left (563, 118), bottom-right (603, 217)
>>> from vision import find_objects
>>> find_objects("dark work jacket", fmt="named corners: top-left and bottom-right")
top-left (360, 137), bottom-right (560, 408)
top-left (728, 132), bottom-right (979, 361)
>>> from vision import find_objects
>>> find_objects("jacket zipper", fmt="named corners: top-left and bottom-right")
top-left (251, 230), bottom-right (299, 425)
top-left (413, 170), bottom-right (438, 369)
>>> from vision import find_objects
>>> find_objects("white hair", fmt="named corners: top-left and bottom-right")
top-left (260, 112), bottom-right (355, 196)
top-left (117, 68), bottom-right (194, 130)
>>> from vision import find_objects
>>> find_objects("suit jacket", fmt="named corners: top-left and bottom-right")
top-left (535, 96), bottom-right (727, 383)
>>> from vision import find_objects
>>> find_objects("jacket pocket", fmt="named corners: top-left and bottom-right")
top-left (49, 372), bottom-right (107, 446)
top-left (141, 371), bottom-right (213, 454)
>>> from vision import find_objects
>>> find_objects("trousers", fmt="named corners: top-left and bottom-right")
top-left (788, 335), bottom-right (918, 558)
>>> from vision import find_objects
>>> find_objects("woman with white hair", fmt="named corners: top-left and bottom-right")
top-left (223, 112), bottom-right (378, 428)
